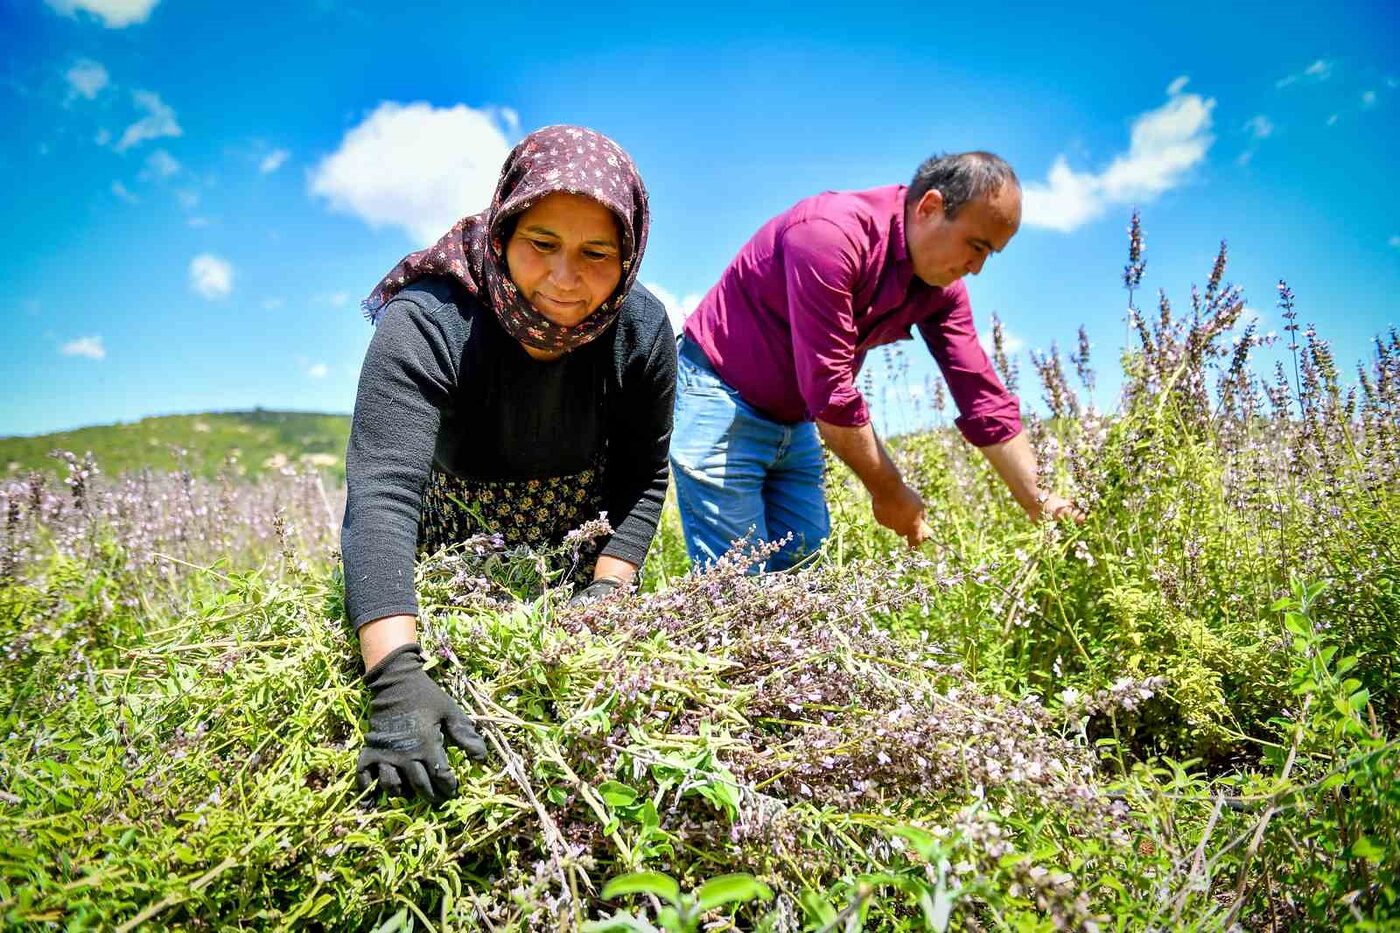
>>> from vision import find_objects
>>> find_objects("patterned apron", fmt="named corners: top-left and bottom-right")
top-left (417, 465), bottom-right (604, 584)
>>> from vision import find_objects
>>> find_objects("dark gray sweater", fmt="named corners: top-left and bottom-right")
top-left (341, 276), bottom-right (676, 629)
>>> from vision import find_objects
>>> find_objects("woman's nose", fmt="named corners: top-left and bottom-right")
top-left (550, 253), bottom-right (583, 288)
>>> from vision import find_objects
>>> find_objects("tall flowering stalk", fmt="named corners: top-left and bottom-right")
top-left (1123, 210), bottom-right (1146, 352)
top-left (991, 310), bottom-right (1020, 397)
top-left (1279, 280), bottom-right (1302, 410)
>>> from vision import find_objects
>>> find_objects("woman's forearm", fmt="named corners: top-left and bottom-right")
top-left (358, 614), bottom-right (419, 670)
top-left (594, 554), bottom-right (638, 585)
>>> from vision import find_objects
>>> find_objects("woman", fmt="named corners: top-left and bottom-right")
top-left (342, 125), bottom-right (675, 803)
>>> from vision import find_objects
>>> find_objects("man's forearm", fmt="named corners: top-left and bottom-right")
top-left (815, 419), bottom-right (902, 497)
top-left (976, 430), bottom-right (1043, 515)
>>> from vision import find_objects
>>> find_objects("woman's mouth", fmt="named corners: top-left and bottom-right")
top-left (536, 293), bottom-right (585, 313)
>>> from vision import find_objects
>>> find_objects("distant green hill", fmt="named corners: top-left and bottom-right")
top-left (0, 410), bottom-right (352, 482)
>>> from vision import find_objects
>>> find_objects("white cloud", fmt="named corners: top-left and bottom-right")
top-left (1023, 77), bottom-right (1215, 232)
top-left (262, 297), bottom-right (285, 310)
top-left (115, 90), bottom-right (181, 152)
top-left (1277, 58), bottom-right (1333, 89)
top-left (64, 59), bottom-right (109, 101)
top-left (110, 180), bottom-right (137, 203)
top-left (323, 291), bottom-right (350, 308)
top-left (141, 148), bottom-right (180, 179)
top-left (643, 281), bottom-right (705, 335)
top-left (1326, 113), bottom-right (1340, 127)
top-left (1243, 115), bottom-right (1274, 139)
top-left (309, 101), bottom-right (515, 243)
top-left (978, 328), bottom-right (1025, 356)
top-left (259, 148), bottom-right (290, 174)
top-left (176, 188), bottom-right (199, 209)
top-left (94, 128), bottom-right (111, 146)
top-left (1361, 90), bottom-right (1377, 108)
top-left (1237, 115), bottom-right (1273, 166)
top-left (189, 253), bottom-right (233, 299)
top-left (45, 0), bottom-right (159, 27)
top-left (306, 362), bottom-right (329, 379)
top-left (60, 335), bottom-right (106, 359)
top-left (1166, 76), bottom-right (1189, 96)
top-left (186, 216), bottom-right (210, 228)
top-left (1389, 235), bottom-right (1400, 249)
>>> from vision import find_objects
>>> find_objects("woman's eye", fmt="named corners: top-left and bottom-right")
top-left (583, 250), bottom-right (613, 261)
top-left (529, 239), bottom-right (556, 253)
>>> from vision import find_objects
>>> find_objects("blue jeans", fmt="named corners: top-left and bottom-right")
top-left (669, 338), bottom-right (830, 572)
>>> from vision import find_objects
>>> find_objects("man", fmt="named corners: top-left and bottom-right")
top-left (671, 151), bottom-right (1080, 570)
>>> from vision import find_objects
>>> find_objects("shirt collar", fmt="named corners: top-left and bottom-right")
top-left (891, 185), bottom-right (911, 265)
top-left (890, 185), bottom-right (916, 297)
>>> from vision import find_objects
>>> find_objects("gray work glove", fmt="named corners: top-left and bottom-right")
top-left (356, 643), bottom-right (487, 803)
top-left (569, 576), bottom-right (624, 607)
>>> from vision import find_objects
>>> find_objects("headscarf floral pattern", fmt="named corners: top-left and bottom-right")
top-left (362, 125), bottom-right (649, 353)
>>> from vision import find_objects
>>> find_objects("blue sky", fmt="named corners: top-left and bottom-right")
top-left (1, 0), bottom-right (1396, 438)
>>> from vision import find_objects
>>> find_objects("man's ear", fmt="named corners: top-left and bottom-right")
top-left (916, 188), bottom-right (945, 222)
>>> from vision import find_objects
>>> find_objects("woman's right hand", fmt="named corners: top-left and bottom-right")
top-left (356, 642), bottom-right (488, 803)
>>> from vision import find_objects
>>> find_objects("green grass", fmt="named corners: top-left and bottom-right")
top-left (0, 409), bottom-right (351, 482)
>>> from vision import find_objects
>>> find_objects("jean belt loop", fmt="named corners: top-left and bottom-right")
top-left (679, 335), bottom-right (717, 374)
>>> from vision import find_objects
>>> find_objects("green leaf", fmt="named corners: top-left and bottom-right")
top-left (695, 873), bottom-right (774, 911)
top-left (639, 800), bottom-right (660, 829)
top-left (1349, 688), bottom-right (1371, 711)
top-left (598, 781), bottom-right (639, 807)
top-left (369, 908), bottom-right (411, 933)
top-left (799, 889), bottom-right (838, 924)
top-left (1351, 836), bottom-right (1385, 864)
top-left (889, 824), bottom-right (937, 859)
top-left (654, 906), bottom-right (684, 932)
top-left (601, 872), bottom-right (680, 904)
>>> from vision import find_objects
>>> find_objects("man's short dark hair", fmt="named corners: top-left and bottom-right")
top-left (906, 151), bottom-right (1019, 218)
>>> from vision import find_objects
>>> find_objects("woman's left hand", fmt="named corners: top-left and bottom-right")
top-left (569, 577), bottom-right (626, 607)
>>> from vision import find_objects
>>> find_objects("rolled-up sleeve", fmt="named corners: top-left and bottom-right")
top-left (783, 220), bottom-right (870, 427)
top-left (917, 286), bottom-right (1022, 446)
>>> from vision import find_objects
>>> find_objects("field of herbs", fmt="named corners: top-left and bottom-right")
top-left (2, 221), bottom-right (1398, 931)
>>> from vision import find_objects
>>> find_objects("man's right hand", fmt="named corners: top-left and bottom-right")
top-left (871, 482), bottom-right (933, 548)
top-left (356, 643), bottom-right (488, 804)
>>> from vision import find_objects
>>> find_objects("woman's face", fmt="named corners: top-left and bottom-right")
top-left (504, 192), bottom-right (624, 330)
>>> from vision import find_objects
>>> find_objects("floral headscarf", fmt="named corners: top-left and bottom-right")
top-left (362, 125), bottom-right (649, 353)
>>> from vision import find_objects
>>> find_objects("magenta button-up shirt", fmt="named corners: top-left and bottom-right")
top-left (683, 185), bottom-right (1022, 447)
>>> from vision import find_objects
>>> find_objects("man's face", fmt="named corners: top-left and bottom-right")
top-left (906, 184), bottom-right (1022, 288)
